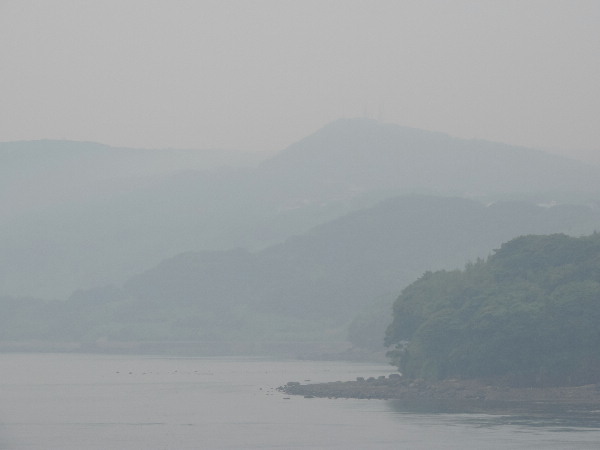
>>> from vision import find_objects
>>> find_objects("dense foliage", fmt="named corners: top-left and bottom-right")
top-left (385, 233), bottom-right (600, 386)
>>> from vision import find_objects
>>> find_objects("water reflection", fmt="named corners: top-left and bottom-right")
top-left (386, 399), bottom-right (600, 430)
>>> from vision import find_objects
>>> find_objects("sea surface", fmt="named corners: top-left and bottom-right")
top-left (2, 353), bottom-right (600, 449)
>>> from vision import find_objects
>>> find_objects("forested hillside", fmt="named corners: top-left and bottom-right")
top-left (2, 196), bottom-right (599, 348)
top-left (385, 233), bottom-right (600, 386)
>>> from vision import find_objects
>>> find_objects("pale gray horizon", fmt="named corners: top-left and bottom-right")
top-left (1, 0), bottom-right (599, 163)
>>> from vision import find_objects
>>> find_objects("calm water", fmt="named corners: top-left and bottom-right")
top-left (2, 353), bottom-right (600, 449)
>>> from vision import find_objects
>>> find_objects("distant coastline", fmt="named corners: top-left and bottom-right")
top-left (0, 340), bottom-right (385, 362)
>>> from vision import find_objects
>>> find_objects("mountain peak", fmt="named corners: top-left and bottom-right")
top-left (258, 117), bottom-right (600, 199)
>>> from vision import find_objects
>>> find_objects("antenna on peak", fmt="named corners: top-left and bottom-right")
top-left (378, 101), bottom-right (385, 122)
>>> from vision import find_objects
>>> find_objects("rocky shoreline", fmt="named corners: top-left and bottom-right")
top-left (279, 374), bottom-right (600, 406)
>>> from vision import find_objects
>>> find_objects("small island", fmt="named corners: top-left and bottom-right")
top-left (282, 233), bottom-right (600, 407)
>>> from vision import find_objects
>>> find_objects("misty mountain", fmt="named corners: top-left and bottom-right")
top-left (257, 118), bottom-right (600, 201)
top-left (120, 196), bottom-right (599, 323)
top-left (0, 139), bottom-right (265, 219)
top-left (4, 195), bottom-right (599, 345)
top-left (0, 142), bottom-right (270, 298)
top-left (2, 119), bottom-right (600, 299)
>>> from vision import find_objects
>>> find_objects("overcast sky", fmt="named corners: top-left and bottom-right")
top-left (1, 0), bottom-right (599, 162)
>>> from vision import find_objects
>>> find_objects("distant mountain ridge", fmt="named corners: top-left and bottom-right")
top-left (3, 195), bottom-right (599, 346)
top-left (258, 118), bottom-right (600, 200)
top-left (0, 139), bottom-right (265, 217)
top-left (1, 119), bottom-right (600, 299)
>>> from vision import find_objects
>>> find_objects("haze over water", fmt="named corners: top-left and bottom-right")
top-left (2, 2), bottom-right (600, 448)
top-left (2, 354), bottom-right (600, 449)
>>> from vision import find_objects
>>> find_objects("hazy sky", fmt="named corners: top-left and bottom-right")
top-left (1, 0), bottom-right (599, 162)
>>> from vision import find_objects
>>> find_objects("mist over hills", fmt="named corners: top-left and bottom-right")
top-left (0, 140), bottom-right (268, 298)
top-left (0, 139), bottom-right (265, 218)
top-left (257, 119), bottom-right (600, 200)
top-left (2, 118), bottom-right (600, 301)
top-left (124, 196), bottom-right (599, 321)
top-left (2, 195), bottom-right (599, 347)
